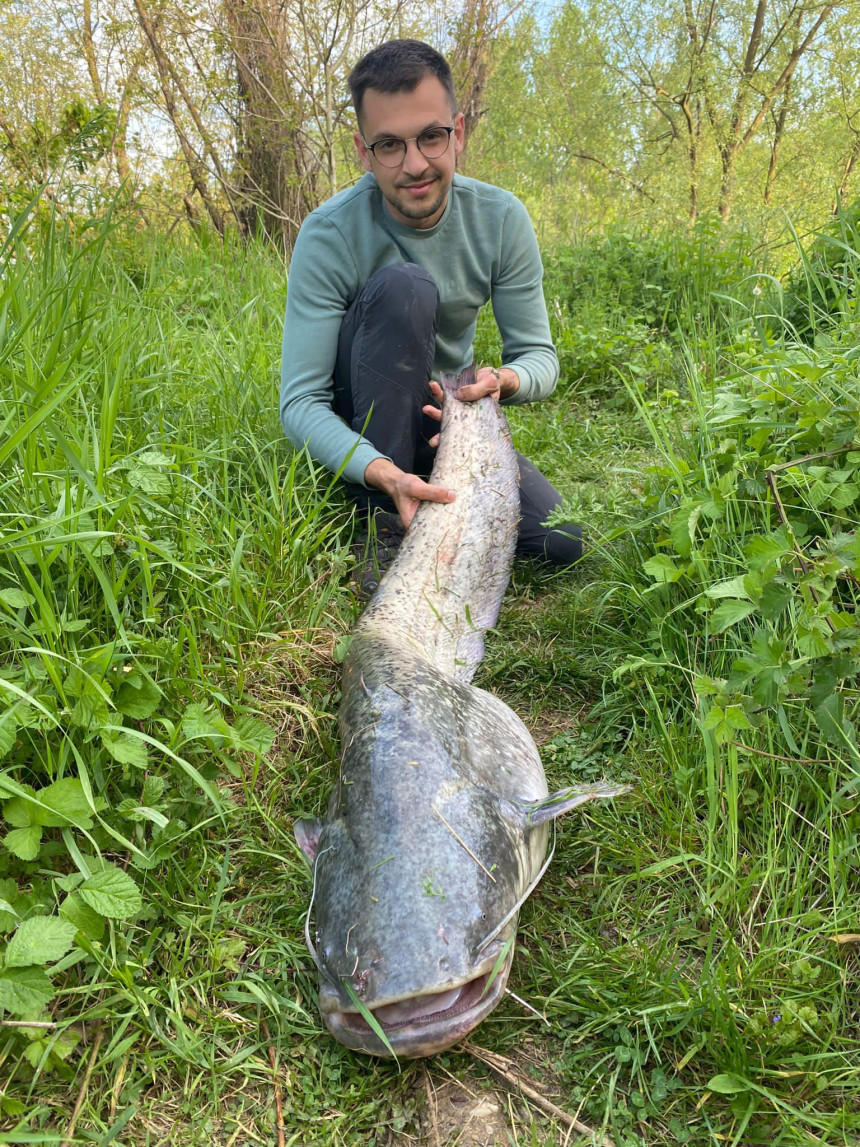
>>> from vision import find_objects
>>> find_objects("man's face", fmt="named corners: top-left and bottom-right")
top-left (354, 75), bottom-right (465, 230)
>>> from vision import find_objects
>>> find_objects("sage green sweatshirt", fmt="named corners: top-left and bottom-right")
top-left (280, 172), bottom-right (558, 487)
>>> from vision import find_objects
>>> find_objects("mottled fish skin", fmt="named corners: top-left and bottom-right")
top-left (357, 366), bottom-right (519, 682)
top-left (297, 366), bottom-right (627, 1058)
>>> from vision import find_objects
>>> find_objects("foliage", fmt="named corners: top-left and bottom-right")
top-left (780, 199), bottom-right (860, 340)
top-left (0, 204), bottom-right (351, 1091)
top-left (2, 198), bottom-right (860, 1144)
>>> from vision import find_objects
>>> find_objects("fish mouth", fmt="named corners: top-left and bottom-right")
top-left (322, 956), bottom-right (513, 1059)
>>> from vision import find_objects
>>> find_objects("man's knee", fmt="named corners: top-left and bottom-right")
top-left (515, 453), bottom-right (583, 566)
top-left (517, 521), bottom-right (583, 565)
top-left (359, 263), bottom-right (439, 324)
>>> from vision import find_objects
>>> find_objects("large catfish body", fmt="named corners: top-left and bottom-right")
top-left (295, 368), bottom-right (625, 1058)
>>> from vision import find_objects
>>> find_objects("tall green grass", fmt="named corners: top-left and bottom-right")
top-left (0, 207), bottom-right (354, 1122)
top-left (1, 201), bottom-right (858, 1145)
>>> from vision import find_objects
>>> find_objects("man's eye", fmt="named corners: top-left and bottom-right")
top-left (375, 139), bottom-right (401, 154)
top-left (420, 130), bottom-right (447, 145)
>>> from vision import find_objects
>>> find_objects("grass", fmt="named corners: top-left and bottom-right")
top-left (0, 204), bottom-right (859, 1145)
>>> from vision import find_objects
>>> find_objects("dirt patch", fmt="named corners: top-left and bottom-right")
top-left (420, 1066), bottom-right (512, 1146)
top-left (392, 1041), bottom-right (590, 1147)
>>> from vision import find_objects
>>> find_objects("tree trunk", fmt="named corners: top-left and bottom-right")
top-left (764, 69), bottom-right (793, 205)
top-left (449, 0), bottom-right (523, 166)
top-left (131, 0), bottom-right (226, 235)
top-left (223, 0), bottom-right (314, 247)
top-left (717, 2), bottom-right (834, 221)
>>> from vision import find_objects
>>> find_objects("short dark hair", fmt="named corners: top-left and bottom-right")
top-left (348, 40), bottom-right (457, 128)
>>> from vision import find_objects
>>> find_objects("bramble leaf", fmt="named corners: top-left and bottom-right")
top-left (102, 731), bottom-right (149, 769)
top-left (5, 916), bottom-right (78, 967)
top-left (80, 864), bottom-right (142, 918)
top-left (711, 600), bottom-right (757, 632)
top-left (0, 966), bottom-right (55, 1015)
top-left (60, 892), bottom-right (106, 941)
top-left (116, 673), bottom-right (161, 719)
top-left (230, 715), bottom-right (275, 756)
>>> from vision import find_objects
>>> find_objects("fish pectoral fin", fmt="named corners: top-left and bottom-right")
top-left (294, 816), bottom-right (324, 862)
top-left (520, 781), bottom-right (633, 827)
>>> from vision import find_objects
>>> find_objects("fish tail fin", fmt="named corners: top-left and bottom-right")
top-left (439, 363), bottom-right (477, 396)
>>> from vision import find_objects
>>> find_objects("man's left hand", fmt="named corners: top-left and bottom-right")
top-left (459, 365), bottom-right (520, 403)
top-left (421, 369), bottom-right (520, 447)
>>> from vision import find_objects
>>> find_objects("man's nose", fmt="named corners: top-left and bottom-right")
top-left (401, 138), bottom-right (430, 175)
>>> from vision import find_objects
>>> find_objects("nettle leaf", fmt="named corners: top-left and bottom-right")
top-left (0, 966), bottom-right (55, 1015)
top-left (80, 864), bottom-right (142, 918)
top-left (5, 915), bottom-right (78, 967)
top-left (115, 672), bottom-right (161, 719)
top-left (59, 892), bottom-right (106, 941)
top-left (711, 600), bottom-right (757, 633)
top-left (137, 450), bottom-right (173, 467)
top-left (230, 715), bottom-right (275, 756)
top-left (4, 826), bottom-right (42, 860)
top-left (0, 589), bottom-right (35, 610)
top-left (70, 692), bottom-right (110, 731)
top-left (102, 731), bottom-right (150, 769)
top-left (643, 554), bottom-right (684, 584)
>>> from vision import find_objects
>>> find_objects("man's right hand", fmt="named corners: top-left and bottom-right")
top-left (363, 457), bottom-right (455, 529)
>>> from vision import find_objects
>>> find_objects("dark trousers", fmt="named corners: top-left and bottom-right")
top-left (332, 263), bottom-right (582, 565)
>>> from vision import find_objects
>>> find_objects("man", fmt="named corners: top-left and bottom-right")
top-left (280, 39), bottom-right (581, 594)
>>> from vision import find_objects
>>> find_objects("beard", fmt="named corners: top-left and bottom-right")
top-left (383, 173), bottom-right (449, 223)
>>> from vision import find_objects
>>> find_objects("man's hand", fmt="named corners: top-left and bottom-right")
top-left (458, 365), bottom-right (520, 403)
top-left (364, 456), bottom-right (455, 529)
top-left (420, 371), bottom-right (520, 448)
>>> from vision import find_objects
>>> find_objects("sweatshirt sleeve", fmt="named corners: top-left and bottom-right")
top-left (491, 196), bottom-right (559, 405)
top-left (280, 213), bottom-right (387, 487)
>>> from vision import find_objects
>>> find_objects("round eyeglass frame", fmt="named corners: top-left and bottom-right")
top-left (363, 125), bottom-right (455, 168)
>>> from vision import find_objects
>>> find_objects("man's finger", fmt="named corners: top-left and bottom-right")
top-left (455, 380), bottom-right (496, 402)
top-left (415, 481), bottom-right (455, 503)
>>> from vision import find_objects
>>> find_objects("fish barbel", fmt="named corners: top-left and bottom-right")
top-left (295, 365), bottom-right (628, 1057)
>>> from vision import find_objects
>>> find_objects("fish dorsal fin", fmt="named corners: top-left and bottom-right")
top-left (515, 782), bottom-right (632, 827)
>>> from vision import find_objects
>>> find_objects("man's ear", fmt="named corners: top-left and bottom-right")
top-left (354, 131), bottom-right (372, 173)
top-left (452, 111), bottom-right (466, 159)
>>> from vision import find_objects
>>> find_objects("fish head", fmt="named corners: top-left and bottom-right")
top-left (294, 789), bottom-right (526, 1058)
top-left (295, 773), bottom-right (630, 1059)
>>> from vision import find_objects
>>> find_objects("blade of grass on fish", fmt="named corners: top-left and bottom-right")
top-left (341, 980), bottom-right (399, 1064)
top-left (481, 933), bottom-right (514, 999)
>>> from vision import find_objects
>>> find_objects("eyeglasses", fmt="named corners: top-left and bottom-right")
top-left (363, 126), bottom-right (455, 168)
